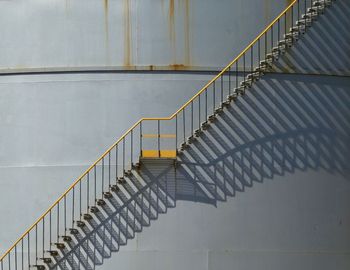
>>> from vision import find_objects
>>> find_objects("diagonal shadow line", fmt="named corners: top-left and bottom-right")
top-left (50, 174), bottom-right (173, 269)
top-left (47, 2), bottom-right (350, 267)
top-left (271, 0), bottom-right (350, 75)
top-left (177, 128), bottom-right (348, 202)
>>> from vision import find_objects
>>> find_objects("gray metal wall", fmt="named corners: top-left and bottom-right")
top-left (0, 0), bottom-right (350, 269)
top-left (0, 0), bottom-right (289, 72)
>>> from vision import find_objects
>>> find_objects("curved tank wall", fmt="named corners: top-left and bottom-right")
top-left (0, 0), bottom-right (291, 72)
top-left (0, 0), bottom-right (350, 269)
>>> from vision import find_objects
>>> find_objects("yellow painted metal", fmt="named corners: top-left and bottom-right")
top-left (0, 0), bottom-right (298, 261)
top-left (142, 134), bottom-right (176, 138)
top-left (160, 150), bottom-right (177, 158)
top-left (142, 150), bottom-right (177, 158)
top-left (142, 150), bottom-right (159, 158)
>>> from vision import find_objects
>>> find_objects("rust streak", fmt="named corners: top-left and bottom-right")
top-left (184, 0), bottom-right (191, 66)
top-left (169, 64), bottom-right (187, 70)
top-left (124, 0), bottom-right (132, 66)
top-left (168, 0), bottom-right (176, 63)
top-left (103, 0), bottom-right (110, 63)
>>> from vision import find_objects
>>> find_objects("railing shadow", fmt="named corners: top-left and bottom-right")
top-left (49, 70), bottom-right (350, 269)
top-left (174, 72), bottom-right (349, 201)
top-left (43, 1), bottom-right (350, 268)
top-left (272, 0), bottom-right (350, 75)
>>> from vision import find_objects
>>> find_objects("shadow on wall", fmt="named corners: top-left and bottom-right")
top-left (176, 73), bottom-right (350, 205)
top-left (272, 0), bottom-right (350, 75)
top-left (49, 72), bottom-right (350, 269)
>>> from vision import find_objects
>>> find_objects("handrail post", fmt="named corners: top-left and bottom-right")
top-left (131, 130), bottom-right (133, 165)
top-left (157, 120), bottom-right (160, 157)
top-left (175, 115), bottom-right (178, 151)
top-left (140, 122), bottom-right (142, 157)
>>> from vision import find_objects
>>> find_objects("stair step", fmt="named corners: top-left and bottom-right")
top-left (131, 162), bottom-right (141, 170)
top-left (246, 72), bottom-right (261, 80)
top-left (117, 177), bottom-right (127, 184)
top-left (266, 53), bottom-right (279, 60)
top-left (240, 80), bottom-right (253, 88)
top-left (272, 46), bottom-right (285, 53)
top-left (46, 250), bottom-right (59, 257)
top-left (260, 60), bottom-right (273, 67)
top-left (302, 12), bottom-right (318, 20)
top-left (97, 198), bottom-right (107, 206)
top-left (222, 100), bottom-right (231, 107)
top-left (90, 206), bottom-right (99, 213)
top-left (296, 19), bottom-right (312, 26)
top-left (308, 7), bottom-right (323, 14)
top-left (208, 114), bottom-right (217, 122)
top-left (103, 191), bottom-right (113, 199)
top-left (53, 243), bottom-right (65, 250)
top-left (214, 107), bottom-right (224, 115)
top-left (278, 39), bottom-right (293, 47)
top-left (284, 32), bottom-right (300, 39)
top-left (76, 220), bottom-right (86, 228)
top-left (61, 235), bottom-right (73, 243)
top-left (181, 142), bottom-right (189, 149)
top-left (290, 26), bottom-right (305, 33)
top-left (111, 184), bottom-right (120, 192)
top-left (83, 213), bottom-right (93, 221)
top-left (124, 170), bottom-right (132, 177)
top-left (32, 265), bottom-right (45, 270)
top-left (313, 0), bottom-right (332, 7)
top-left (201, 121), bottom-right (210, 130)
top-left (235, 86), bottom-right (246, 95)
top-left (40, 258), bottom-right (53, 264)
top-left (194, 128), bottom-right (203, 137)
top-left (227, 93), bottom-right (238, 102)
top-left (69, 228), bottom-right (79, 235)
top-left (254, 66), bottom-right (267, 73)
top-left (187, 135), bottom-right (196, 144)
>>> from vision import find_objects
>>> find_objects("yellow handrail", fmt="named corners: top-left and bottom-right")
top-left (0, 0), bottom-right (297, 261)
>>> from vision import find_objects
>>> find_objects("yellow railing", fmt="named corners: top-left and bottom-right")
top-left (1, 0), bottom-right (302, 263)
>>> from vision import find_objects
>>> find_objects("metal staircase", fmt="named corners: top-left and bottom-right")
top-left (0, 0), bottom-right (337, 269)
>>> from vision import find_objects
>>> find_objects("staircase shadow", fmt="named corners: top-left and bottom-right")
top-left (176, 73), bottom-right (350, 206)
top-left (48, 2), bottom-right (350, 268)
top-left (272, 0), bottom-right (350, 75)
top-left (50, 71), bottom-right (350, 269)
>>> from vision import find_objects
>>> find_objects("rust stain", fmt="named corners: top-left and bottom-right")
top-left (124, 0), bottom-right (132, 66)
top-left (168, 0), bottom-right (176, 62)
top-left (184, 0), bottom-right (191, 66)
top-left (169, 64), bottom-right (187, 70)
top-left (103, 0), bottom-right (110, 63)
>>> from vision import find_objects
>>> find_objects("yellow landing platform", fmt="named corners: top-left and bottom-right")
top-left (141, 150), bottom-right (177, 158)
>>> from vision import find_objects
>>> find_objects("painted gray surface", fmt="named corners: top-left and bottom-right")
top-left (0, 0), bottom-right (289, 71)
top-left (0, 0), bottom-right (349, 269)
top-left (0, 72), bottom-right (349, 269)
top-left (100, 72), bottom-right (350, 270)
top-left (0, 72), bottom-right (210, 250)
